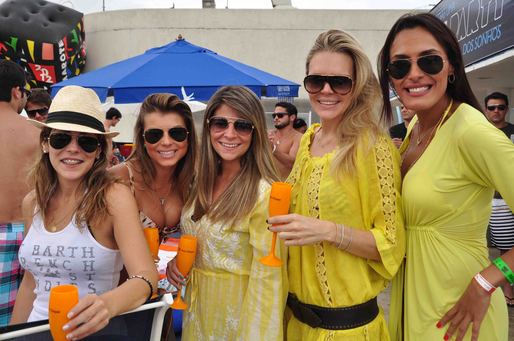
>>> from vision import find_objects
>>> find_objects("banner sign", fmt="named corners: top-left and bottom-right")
top-left (431, 0), bottom-right (514, 66)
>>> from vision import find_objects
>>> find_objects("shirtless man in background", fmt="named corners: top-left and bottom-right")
top-left (268, 101), bottom-right (303, 179)
top-left (0, 60), bottom-right (40, 326)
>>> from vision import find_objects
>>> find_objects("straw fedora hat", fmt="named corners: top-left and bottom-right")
top-left (28, 85), bottom-right (119, 138)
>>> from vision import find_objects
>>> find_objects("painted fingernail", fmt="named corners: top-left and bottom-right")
top-left (62, 324), bottom-right (69, 331)
top-left (67, 311), bottom-right (74, 318)
top-left (266, 219), bottom-right (269, 224)
top-left (444, 334), bottom-right (449, 340)
top-left (436, 322), bottom-right (442, 328)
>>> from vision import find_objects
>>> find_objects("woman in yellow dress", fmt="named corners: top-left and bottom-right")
top-left (378, 13), bottom-right (511, 341)
top-left (269, 30), bottom-right (405, 340)
top-left (167, 86), bottom-right (286, 340)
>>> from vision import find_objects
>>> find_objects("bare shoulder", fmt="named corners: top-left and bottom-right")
top-left (21, 190), bottom-right (37, 214)
top-left (108, 162), bottom-right (130, 182)
top-left (293, 130), bottom-right (303, 142)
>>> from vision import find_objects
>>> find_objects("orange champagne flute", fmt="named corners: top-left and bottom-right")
top-left (143, 227), bottom-right (160, 262)
top-left (260, 182), bottom-right (292, 267)
top-left (171, 235), bottom-right (197, 310)
top-left (49, 284), bottom-right (79, 341)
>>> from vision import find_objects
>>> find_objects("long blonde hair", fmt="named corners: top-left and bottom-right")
top-left (30, 128), bottom-right (113, 228)
top-left (306, 30), bottom-right (383, 178)
top-left (190, 86), bottom-right (279, 224)
top-left (127, 93), bottom-right (197, 202)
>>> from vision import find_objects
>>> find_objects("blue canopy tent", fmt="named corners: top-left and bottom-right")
top-left (51, 37), bottom-right (299, 102)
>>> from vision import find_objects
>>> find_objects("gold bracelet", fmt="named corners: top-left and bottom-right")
top-left (127, 275), bottom-right (154, 302)
top-left (337, 224), bottom-right (345, 249)
top-left (342, 227), bottom-right (353, 251)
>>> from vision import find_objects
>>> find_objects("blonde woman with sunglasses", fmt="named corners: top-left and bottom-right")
top-left (166, 86), bottom-right (286, 340)
top-left (109, 94), bottom-right (197, 242)
top-left (268, 30), bottom-right (405, 340)
top-left (378, 13), bottom-right (512, 341)
top-left (10, 86), bottom-right (158, 340)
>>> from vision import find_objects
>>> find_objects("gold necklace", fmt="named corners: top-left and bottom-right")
top-left (47, 203), bottom-right (77, 232)
top-left (149, 182), bottom-right (172, 207)
top-left (402, 99), bottom-right (454, 173)
top-left (415, 111), bottom-right (446, 145)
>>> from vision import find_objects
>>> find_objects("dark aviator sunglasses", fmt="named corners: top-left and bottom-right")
top-left (27, 107), bottom-right (49, 118)
top-left (47, 133), bottom-right (100, 153)
top-left (207, 117), bottom-right (254, 135)
top-left (303, 75), bottom-right (353, 95)
top-left (387, 54), bottom-right (445, 80)
top-left (143, 127), bottom-right (189, 144)
top-left (486, 104), bottom-right (507, 111)
top-left (272, 112), bottom-right (289, 119)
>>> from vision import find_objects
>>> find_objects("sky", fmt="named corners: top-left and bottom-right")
top-left (44, 0), bottom-right (439, 13)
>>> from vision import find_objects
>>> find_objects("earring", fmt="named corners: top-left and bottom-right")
top-left (42, 149), bottom-right (48, 153)
top-left (448, 74), bottom-right (455, 84)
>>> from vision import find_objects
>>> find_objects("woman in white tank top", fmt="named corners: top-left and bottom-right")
top-left (9, 86), bottom-right (158, 340)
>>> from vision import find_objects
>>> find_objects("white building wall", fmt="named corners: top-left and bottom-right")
top-left (83, 8), bottom-right (410, 103)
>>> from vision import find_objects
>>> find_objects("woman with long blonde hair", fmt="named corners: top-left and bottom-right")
top-left (269, 30), bottom-right (405, 340)
top-left (167, 86), bottom-right (286, 340)
top-left (10, 86), bottom-right (158, 340)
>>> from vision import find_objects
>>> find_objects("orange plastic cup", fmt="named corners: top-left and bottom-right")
top-left (176, 235), bottom-right (197, 278)
top-left (260, 182), bottom-right (292, 267)
top-left (143, 227), bottom-right (160, 261)
top-left (269, 182), bottom-right (293, 217)
top-left (49, 284), bottom-right (79, 341)
top-left (171, 235), bottom-right (197, 310)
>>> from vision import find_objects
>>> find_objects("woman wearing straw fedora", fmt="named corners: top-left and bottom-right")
top-left (10, 86), bottom-right (158, 340)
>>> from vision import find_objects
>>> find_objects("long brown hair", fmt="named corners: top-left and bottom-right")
top-left (378, 13), bottom-right (482, 121)
top-left (306, 29), bottom-right (383, 178)
top-left (127, 93), bottom-right (197, 202)
top-left (190, 86), bottom-right (279, 224)
top-left (30, 128), bottom-right (113, 228)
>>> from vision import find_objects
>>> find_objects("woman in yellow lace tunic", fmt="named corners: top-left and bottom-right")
top-left (378, 13), bottom-right (511, 341)
top-left (269, 30), bottom-right (405, 340)
top-left (167, 86), bottom-right (286, 340)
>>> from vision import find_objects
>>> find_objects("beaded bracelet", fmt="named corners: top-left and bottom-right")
top-left (127, 275), bottom-right (154, 302)
top-left (492, 257), bottom-right (514, 285)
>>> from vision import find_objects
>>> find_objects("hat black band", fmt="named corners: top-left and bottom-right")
top-left (46, 111), bottom-right (106, 133)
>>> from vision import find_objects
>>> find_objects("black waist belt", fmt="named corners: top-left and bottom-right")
top-left (287, 293), bottom-right (379, 330)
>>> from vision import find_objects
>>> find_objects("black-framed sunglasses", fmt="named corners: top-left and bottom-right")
top-left (27, 107), bottom-right (49, 118)
top-left (272, 112), bottom-right (289, 119)
top-left (486, 104), bottom-right (507, 111)
top-left (47, 132), bottom-right (100, 153)
top-left (207, 116), bottom-right (254, 136)
top-left (303, 75), bottom-right (353, 95)
top-left (143, 127), bottom-right (189, 144)
top-left (387, 54), bottom-right (445, 80)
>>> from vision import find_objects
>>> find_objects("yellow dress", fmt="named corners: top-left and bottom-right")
top-left (389, 103), bottom-right (510, 341)
top-left (286, 125), bottom-right (405, 340)
top-left (180, 179), bottom-right (287, 341)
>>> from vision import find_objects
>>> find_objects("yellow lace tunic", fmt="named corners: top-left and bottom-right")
top-left (286, 125), bottom-right (405, 340)
top-left (180, 179), bottom-right (287, 341)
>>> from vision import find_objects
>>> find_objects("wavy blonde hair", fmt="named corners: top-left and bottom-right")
top-left (190, 86), bottom-right (279, 224)
top-left (30, 128), bottom-right (114, 228)
top-left (127, 93), bottom-right (197, 202)
top-left (306, 29), bottom-right (384, 178)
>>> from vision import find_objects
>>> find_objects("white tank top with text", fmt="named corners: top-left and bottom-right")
top-left (18, 212), bottom-right (123, 322)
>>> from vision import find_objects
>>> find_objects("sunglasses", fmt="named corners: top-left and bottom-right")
top-left (48, 133), bottom-right (100, 153)
top-left (272, 112), bottom-right (289, 119)
top-left (143, 127), bottom-right (189, 144)
top-left (486, 104), bottom-right (507, 111)
top-left (387, 54), bottom-right (445, 79)
top-left (27, 107), bottom-right (49, 118)
top-left (207, 116), bottom-right (254, 136)
top-left (303, 75), bottom-right (353, 95)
